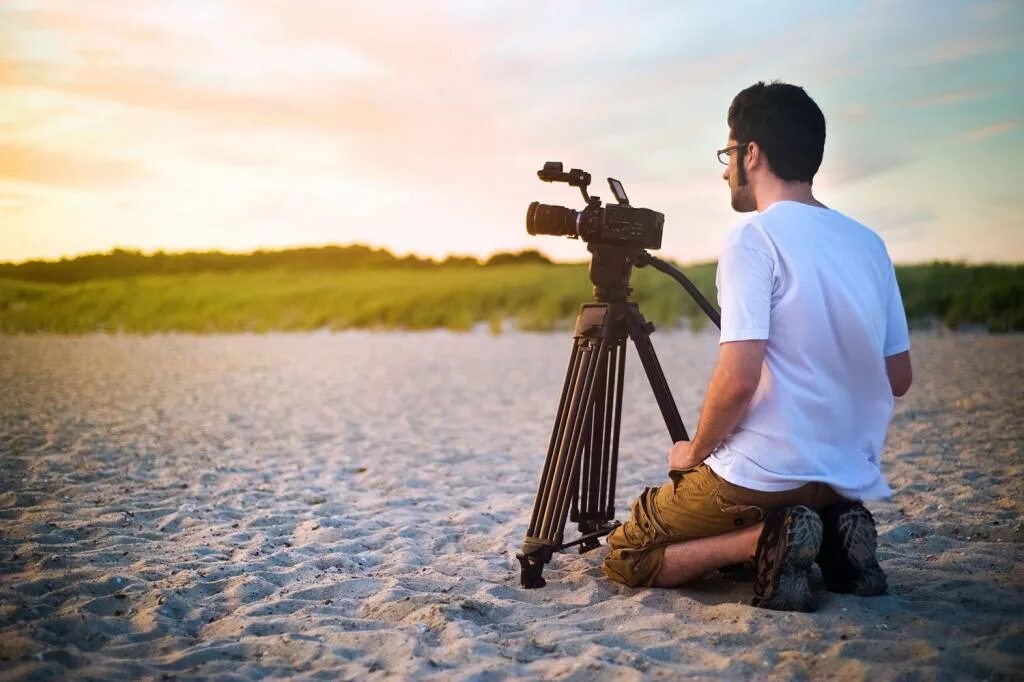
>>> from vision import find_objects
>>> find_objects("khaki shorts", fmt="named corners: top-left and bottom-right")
top-left (601, 464), bottom-right (846, 587)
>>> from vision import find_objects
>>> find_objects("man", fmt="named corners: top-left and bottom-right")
top-left (601, 81), bottom-right (912, 611)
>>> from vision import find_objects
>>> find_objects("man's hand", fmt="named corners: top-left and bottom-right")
top-left (668, 440), bottom-right (705, 471)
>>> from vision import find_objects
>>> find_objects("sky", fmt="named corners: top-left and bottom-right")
top-left (1, 0), bottom-right (1022, 265)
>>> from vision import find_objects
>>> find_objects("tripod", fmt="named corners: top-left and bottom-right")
top-left (517, 243), bottom-right (721, 588)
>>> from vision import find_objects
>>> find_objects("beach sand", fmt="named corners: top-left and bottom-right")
top-left (1, 330), bottom-right (1021, 680)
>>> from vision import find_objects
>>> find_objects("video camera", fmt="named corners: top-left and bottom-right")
top-left (526, 162), bottom-right (664, 250)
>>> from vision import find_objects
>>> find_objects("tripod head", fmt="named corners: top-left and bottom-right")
top-left (587, 243), bottom-right (642, 303)
top-left (587, 246), bottom-right (722, 329)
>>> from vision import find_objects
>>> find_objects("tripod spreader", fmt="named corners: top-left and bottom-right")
top-left (516, 247), bottom-right (721, 589)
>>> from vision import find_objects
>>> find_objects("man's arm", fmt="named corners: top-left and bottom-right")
top-left (668, 340), bottom-right (766, 470)
top-left (885, 350), bottom-right (912, 397)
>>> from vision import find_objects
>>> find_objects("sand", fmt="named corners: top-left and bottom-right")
top-left (0, 329), bottom-right (1021, 680)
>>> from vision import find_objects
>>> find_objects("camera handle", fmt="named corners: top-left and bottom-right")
top-left (635, 253), bottom-right (722, 329)
top-left (537, 162), bottom-right (598, 207)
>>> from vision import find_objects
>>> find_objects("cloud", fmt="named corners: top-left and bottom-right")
top-left (0, 2), bottom-right (516, 195)
top-left (857, 205), bottom-right (938, 242)
top-left (927, 35), bottom-right (1016, 63)
top-left (0, 4), bottom-right (454, 134)
top-left (904, 87), bottom-right (1002, 109)
top-left (837, 105), bottom-right (870, 121)
top-left (960, 121), bottom-right (1020, 143)
top-left (0, 57), bottom-right (394, 141)
top-left (0, 143), bottom-right (144, 187)
top-left (0, 190), bottom-right (28, 210)
top-left (819, 152), bottom-right (910, 186)
top-left (2, 0), bottom-right (1022, 264)
top-left (970, 0), bottom-right (1017, 20)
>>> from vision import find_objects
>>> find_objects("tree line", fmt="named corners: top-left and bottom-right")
top-left (0, 245), bottom-right (554, 284)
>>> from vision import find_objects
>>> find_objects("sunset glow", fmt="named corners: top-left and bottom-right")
top-left (2, 1), bottom-right (1022, 264)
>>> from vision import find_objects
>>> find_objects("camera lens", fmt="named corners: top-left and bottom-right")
top-left (526, 202), bottom-right (578, 237)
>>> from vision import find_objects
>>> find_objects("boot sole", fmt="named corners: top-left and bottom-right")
top-left (826, 509), bottom-right (887, 596)
top-left (754, 507), bottom-right (822, 612)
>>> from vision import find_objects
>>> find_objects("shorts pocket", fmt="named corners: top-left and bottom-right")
top-left (670, 464), bottom-right (719, 498)
top-left (617, 487), bottom-right (668, 549)
top-left (668, 467), bottom-right (698, 490)
top-left (715, 493), bottom-right (765, 527)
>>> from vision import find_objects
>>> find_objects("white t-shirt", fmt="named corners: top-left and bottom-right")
top-left (704, 200), bottom-right (910, 500)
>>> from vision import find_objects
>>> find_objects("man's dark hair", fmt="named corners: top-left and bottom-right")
top-left (728, 81), bottom-right (826, 183)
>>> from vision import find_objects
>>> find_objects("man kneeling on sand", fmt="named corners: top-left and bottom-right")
top-left (602, 81), bottom-right (913, 611)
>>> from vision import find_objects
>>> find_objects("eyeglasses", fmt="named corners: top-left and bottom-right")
top-left (716, 142), bottom-right (749, 165)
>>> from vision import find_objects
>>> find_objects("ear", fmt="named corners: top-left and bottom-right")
top-left (745, 141), bottom-right (762, 171)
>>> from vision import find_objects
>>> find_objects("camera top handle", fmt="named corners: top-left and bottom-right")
top-left (536, 162), bottom-right (632, 209)
top-left (537, 162), bottom-right (598, 207)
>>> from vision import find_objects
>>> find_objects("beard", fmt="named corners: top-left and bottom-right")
top-left (729, 173), bottom-right (757, 212)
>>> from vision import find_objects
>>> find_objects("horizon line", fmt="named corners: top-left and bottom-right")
top-left (1, 243), bottom-right (1021, 269)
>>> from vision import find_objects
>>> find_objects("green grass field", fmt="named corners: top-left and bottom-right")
top-left (0, 248), bottom-right (1020, 333)
top-left (0, 263), bottom-right (718, 333)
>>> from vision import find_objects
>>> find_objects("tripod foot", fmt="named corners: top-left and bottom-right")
top-left (517, 553), bottom-right (547, 589)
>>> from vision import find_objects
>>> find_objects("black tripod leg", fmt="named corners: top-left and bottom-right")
top-left (574, 339), bottom-right (612, 552)
top-left (519, 330), bottom-right (608, 588)
top-left (540, 335), bottom-right (604, 541)
top-left (605, 341), bottom-right (626, 521)
top-left (625, 310), bottom-right (689, 443)
top-left (577, 338), bottom-right (610, 524)
top-left (526, 341), bottom-right (581, 541)
top-left (573, 337), bottom-right (626, 552)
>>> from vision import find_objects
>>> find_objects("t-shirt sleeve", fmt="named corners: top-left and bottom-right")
top-left (716, 244), bottom-right (774, 343)
top-left (883, 265), bottom-right (910, 356)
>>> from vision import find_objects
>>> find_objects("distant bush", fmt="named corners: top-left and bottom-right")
top-left (484, 250), bottom-right (553, 267)
top-left (0, 245), bottom-right (433, 283)
top-left (440, 255), bottom-right (481, 267)
top-left (895, 262), bottom-right (1024, 332)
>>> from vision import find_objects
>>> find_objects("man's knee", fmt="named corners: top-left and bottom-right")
top-left (601, 486), bottom-right (673, 588)
top-left (608, 486), bottom-right (669, 549)
top-left (600, 466), bottom-right (753, 588)
top-left (602, 545), bottom-right (667, 587)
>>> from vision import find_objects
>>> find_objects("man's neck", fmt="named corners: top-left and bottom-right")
top-left (754, 179), bottom-right (825, 212)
